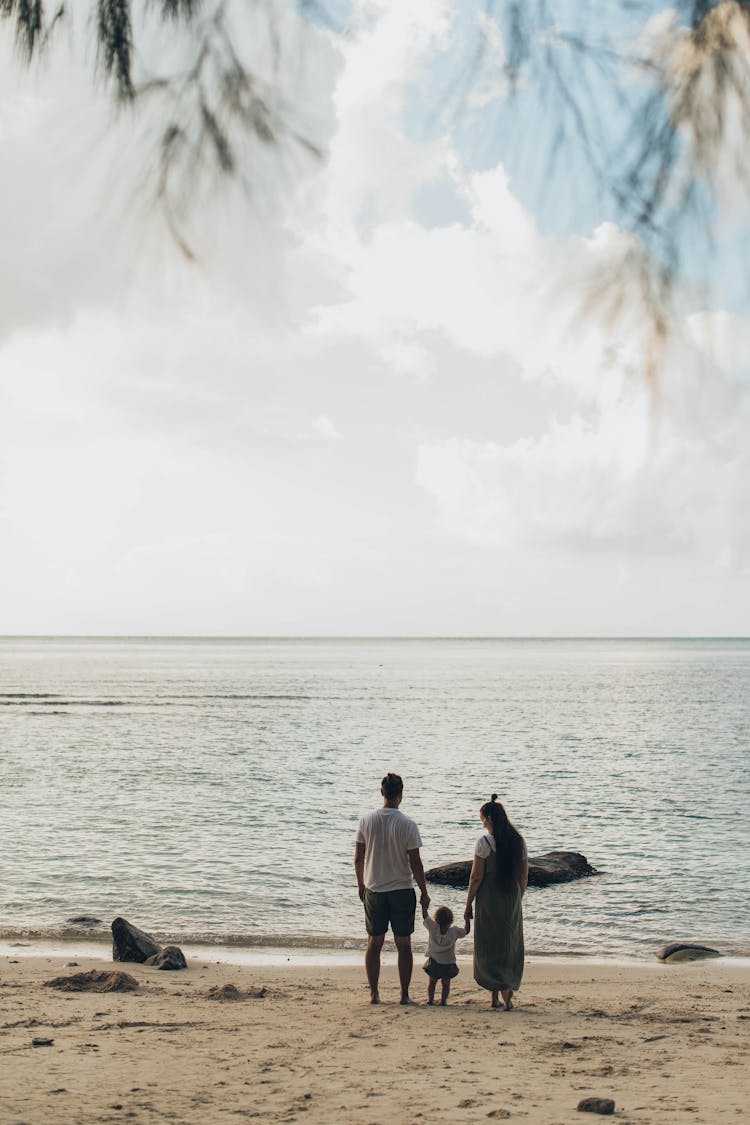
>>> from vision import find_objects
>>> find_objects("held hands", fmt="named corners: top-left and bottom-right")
top-left (420, 890), bottom-right (431, 912)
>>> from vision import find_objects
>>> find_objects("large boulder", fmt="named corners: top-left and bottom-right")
top-left (111, 917), bottom-right (188, 969)
top-left (112, 917), bottom-right (161, 962)
top-left (528, 851), bottom-right (597, 886)
top-left (426, 850), bottom-right (596, 889)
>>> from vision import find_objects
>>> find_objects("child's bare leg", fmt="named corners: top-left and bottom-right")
top-left (439, 979), bottom-right (450, 1006)
top-left (427, 977), bottom-right (436, 1005)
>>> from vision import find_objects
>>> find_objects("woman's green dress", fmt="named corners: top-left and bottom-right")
top-left (473, 845), bottom-right (525, 992)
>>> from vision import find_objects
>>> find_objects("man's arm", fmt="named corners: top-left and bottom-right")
top-left (407, 847), bottom-right (430, 910)
top-left (354, 841), bottom-right (366, 901)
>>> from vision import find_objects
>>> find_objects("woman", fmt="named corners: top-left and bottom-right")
top-left (464, 794), bottom-right (528, 1009)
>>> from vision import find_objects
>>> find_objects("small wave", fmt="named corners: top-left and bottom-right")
top-left (0, 699), bottom-right (128, 708)
top-left (200, 694), bottom-right (315, 701)
top-left (0, 925), bottom-right (365, 952)
top-left (0, 693), bottom-right (62, 699)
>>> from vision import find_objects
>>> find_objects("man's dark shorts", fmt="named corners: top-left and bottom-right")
top-left (363, 888), bottom-right (417, 937)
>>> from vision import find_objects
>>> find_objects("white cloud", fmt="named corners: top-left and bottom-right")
top-left (312, 414), bottom-right (342, 440)
top-left (416, 338), bottom-right (750, 567)
top-left (0, 1), bottom-right (749, 634)
top-left (317, 0), bottom-right (453, 235)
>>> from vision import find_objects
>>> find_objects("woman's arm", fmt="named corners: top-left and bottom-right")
top-left (464, 855), bottom-right (485, 921)
top-left (519, 849), bottom-right (529, 896)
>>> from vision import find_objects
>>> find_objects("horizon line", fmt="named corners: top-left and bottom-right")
top-left (1, 634), bottom-right (749, 642)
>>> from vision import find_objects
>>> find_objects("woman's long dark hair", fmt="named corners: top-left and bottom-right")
top-left (481, 794), bottom-right (525, 891)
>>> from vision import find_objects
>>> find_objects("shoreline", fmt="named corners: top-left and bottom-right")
top-left (2, 951), bottom-right (748, 1123)
top-left (3, 935), bottom-right (750, 969)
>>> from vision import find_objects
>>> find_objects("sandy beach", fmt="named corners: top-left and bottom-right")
top-left (1, 949), bottom-right (748, 1124)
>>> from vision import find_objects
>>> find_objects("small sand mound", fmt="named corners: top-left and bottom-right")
top-left (206, 983), bottom-right (267, 1001)
top-left (45, 970), bottom-right (140, 993)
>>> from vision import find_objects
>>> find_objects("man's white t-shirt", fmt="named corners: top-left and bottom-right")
top-left (355, 807), bottom-right (422, 893)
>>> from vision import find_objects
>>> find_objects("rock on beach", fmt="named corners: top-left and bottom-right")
top-left (577, 1096), bottom-right (615, 1115)
top-left (145, 945), bottom-right (188, 971)
top-left (111, 917), bottom-right (187, 970)
top-left (656, 943), bottom-right (722, 963)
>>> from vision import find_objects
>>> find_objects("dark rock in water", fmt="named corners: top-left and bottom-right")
top-left (656, 943), bottom-right (722, 963)
top-left (45, 969), bottom-right (140, 992)
top-left (65, 915), bottom-right (103, 927)
top-left (426, 851), bottom-right (596, 889)
top-left (577, 1097), bottom-right (615, 1115)
top-left (529, 851), bottom-right (597, 886)
top-left (425, 860), bottom-right (473, 887)
top-left (145, 945), bottom-right (188, 971)
top-left (111, 917), bottom-right (161, 963)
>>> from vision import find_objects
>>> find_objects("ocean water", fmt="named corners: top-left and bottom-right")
top-left (1, 637), bottom-right (748, 959)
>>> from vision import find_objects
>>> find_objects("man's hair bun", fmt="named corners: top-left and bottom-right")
top-left (381, 772), bottom-right (404, 799)
top-left (491, 793), bottom-right (498, 802)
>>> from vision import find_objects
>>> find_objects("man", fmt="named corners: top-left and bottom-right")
top-left (354, 772), bottom-right (430, 1005)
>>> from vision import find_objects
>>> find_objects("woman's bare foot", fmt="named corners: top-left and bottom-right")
top-left (491, 990), bottom-right (501, 1008)
top-left (501, 988), bottom-right (514, 1010)
top-left (400, 994), bottom-right (417, 1005)
top-left (370, 988), bottom-right (380, 1005)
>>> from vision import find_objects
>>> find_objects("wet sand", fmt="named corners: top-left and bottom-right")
top-left (1, 951), bottom-right (748, 1123)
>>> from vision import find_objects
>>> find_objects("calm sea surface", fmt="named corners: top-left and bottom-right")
top-left (1, 637), bottom-right (748, 959)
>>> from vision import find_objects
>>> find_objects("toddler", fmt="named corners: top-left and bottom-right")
top-left (422, 903), bottom-right (469, 1005)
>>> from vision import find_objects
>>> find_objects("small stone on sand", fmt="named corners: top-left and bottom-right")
top-left (577, 1096), bottom-right (615, 1115)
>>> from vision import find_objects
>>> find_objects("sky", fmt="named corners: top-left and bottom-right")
top-left (1, 0), bottom-right (749, 636)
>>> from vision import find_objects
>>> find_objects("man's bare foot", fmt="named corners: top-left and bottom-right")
top-left (399, 995), bottom-right (417, 1005)
top-left (439, 999), bottom-right (447, 1006)
top-left (370, 989), bottom-right (380, 1005)
top-left (426, 998), bottom-right (434, 1005)
top-left (501, 988), bottom-right (514, 1011)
